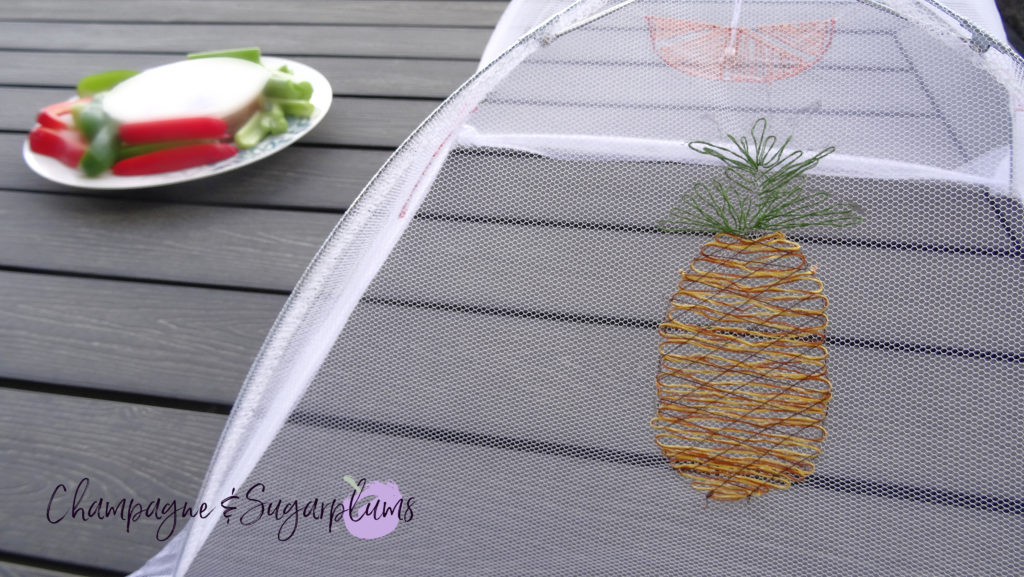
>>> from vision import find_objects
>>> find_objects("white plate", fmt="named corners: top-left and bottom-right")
top-left (22, 56), bottom-right (331, 190)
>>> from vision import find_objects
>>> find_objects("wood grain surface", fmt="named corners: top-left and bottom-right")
top-left (0, 270), bottom-right (283, 404)
top-left (0, 51), bottom-right (475, 99)
top-left (0, 389), bottom-right (225, 574)
top-left (0, 190), bottom-right (335, 290)
top-left (0, 22), bottom-right (491, 60)
top-left (0, 0), bottom-right (506, 27)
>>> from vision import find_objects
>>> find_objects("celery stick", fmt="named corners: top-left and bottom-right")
top-left (187, 47), bottom-right (261, 64)
top-left (234, 110), bottom-right (268, 149)
top-left (268, 99), bottom-right (315, 118)
top-left (261, 102), bottom-right (289, 135)
top-left (264, 77), bottom-right (311, 100)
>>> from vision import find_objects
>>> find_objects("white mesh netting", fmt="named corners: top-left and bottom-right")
top-left (132, 1), bottom-right (1023, 575)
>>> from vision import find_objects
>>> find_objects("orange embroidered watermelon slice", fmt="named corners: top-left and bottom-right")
top-left (646, 17), bottom-right (835, 82)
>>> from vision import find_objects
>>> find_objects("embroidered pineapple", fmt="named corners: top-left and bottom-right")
top-left (652, 119), bottom-right (861, 501)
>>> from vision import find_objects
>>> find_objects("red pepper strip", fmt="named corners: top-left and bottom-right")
top-left (111, 143), bottom-right (238, 176)
top-left (37, 97), bottom-right (91, 130)
top-left (119, 117), bottom-right (229, 145)
top-left (28, 126), bottom-right (87, 168)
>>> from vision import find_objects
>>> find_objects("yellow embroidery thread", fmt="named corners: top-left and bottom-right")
top-left (652, 232), bottom-right (831, 501)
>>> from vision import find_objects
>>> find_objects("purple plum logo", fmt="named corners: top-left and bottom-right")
top-left (341, 475), bottom-right (412, 540)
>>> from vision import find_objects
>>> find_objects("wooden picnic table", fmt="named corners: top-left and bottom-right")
top-left (0, 1), bottom-right (506, 575)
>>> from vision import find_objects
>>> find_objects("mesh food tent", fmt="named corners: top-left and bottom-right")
top-left (132, 0), bottom-right (1023, 575)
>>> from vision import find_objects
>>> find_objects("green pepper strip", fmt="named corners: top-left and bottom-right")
top-left (73, 96), bottom-right (110, 142)
top-left (119, 138), bottom-right (219, 159)
top-left (80, 123), bottom-right (120, 177)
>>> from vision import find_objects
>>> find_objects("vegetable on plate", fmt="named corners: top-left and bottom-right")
top-left (77, 70), bottom-right (138, 97)
top-left (112, 143), bottom-right (240, 176)
top-left (27, 46), bottom-right (318, 178)
top-left (37, 98), bottom-right (90, 130)
top-left (73, 96), bottom-right (110, 141)
top-left (28, 126), bottom-right (87, 168)
top-left (79, 123), bottom-right (120, 177)
top-left (119, 117), bottom-right (229, 145)
top-left (187, 46), bottom-right (262, 64)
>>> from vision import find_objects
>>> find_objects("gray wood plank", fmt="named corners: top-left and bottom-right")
top-left (0, 193), bottom-right (1011, 473)
top-left (0, 388), bottom-right (225, 574)
top-left (0, 0), bottom-right (506, 27)
top-left (367, 217), bottom-right (1024, 351)
top-left (0, 190), bottom-right (335, 291)
top-left (3, 330), bottom-right (1015, 574)
top-left (0, 270), bottom-right (283, 404)
top-left (0, 51), bottom-right (475, 99)
top-left (186, 424), bottom-right (1021, 576)
top-left (315, 301), bottom-right (1024, 496)
top-left (306, 97), bottom-right (438, 148)
top-left (0, 22), bottom-right (491, 60)
top-left (0, 562), bottom-right (91, 577)
top-left (2, 87), bottom-right (436, 149)
top-left (996, 197), bottom-right (1024, 248)
top-left (427, 152), bottom-right (1015, 249)
top-left (5, 173), bottom-right (1013, 349)
top-left (0, 134), bottom-right (383, 211)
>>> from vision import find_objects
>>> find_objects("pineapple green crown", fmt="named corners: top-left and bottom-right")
top-left (660, 118), bottom-right (862, 236)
